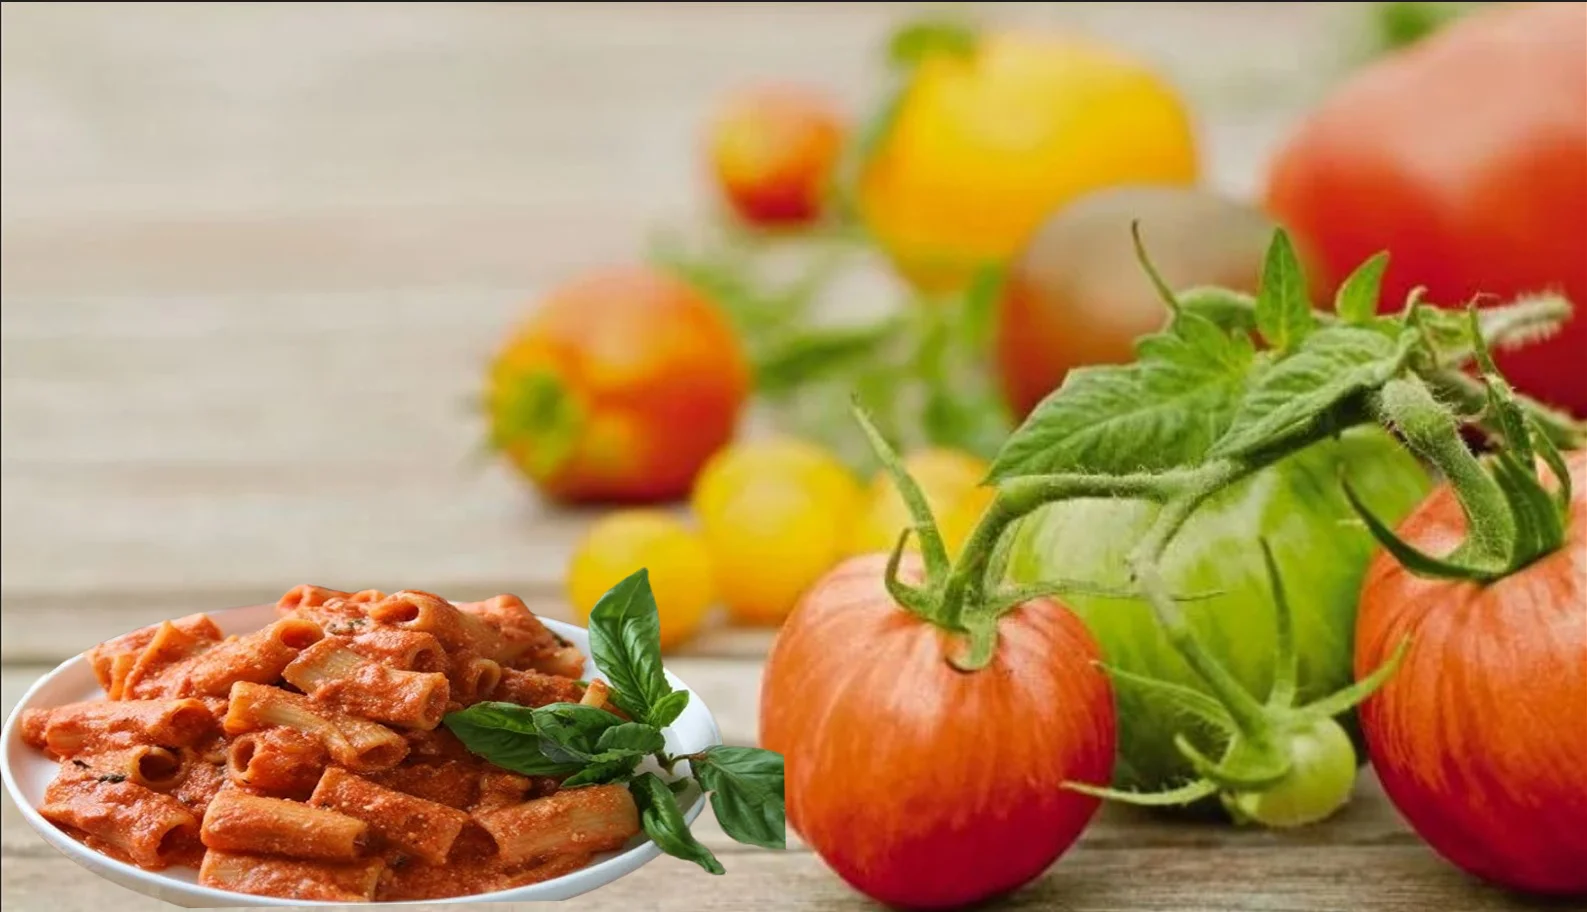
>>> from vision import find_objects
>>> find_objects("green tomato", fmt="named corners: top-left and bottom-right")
top-left (1229, 717), bottom-right (1358, 827)
top-left (1008, 427), bottom-right (1429, 794)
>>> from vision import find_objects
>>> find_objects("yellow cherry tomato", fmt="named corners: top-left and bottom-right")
top-left (847, 448), bottom-right (991, 559)
top-left (859, 29), bottom-right (1197, 291)
top-left (566, 510), bottom-right (714, 651)
top-left (693, 439), bottom-right (861, 625)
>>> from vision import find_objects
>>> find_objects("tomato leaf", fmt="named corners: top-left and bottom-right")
top-left (988, 312), bottom-right (1255, 479)
top-left (1209, 327), bottom-right (1408, 459)
top-left (442, 703), bottom-right (586, 777)
top-left (1254, 229), bottom-right (1315, 352)
top-left (588, 569), bottom-right (678, 725)
top-left (691, 746), bottom-right (787, 850)
top-left (888, 17), bottom-right (977, 69)
top-left (1176, 286), bottom-right (1258, 334)
top-left (1334, 252), bottom-right (1389, 325)
top-left (631, 772), bottom-right (725, 875)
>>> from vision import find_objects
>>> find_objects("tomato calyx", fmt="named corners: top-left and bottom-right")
top-left (853, 402), bottom-right (1139, 671)
top-left (1064, 540), bottom-right (1404, 824)
top-left (1347, 308), bottom-right (1577, 583)
top-left (488, 368), bottom-right (585, 482)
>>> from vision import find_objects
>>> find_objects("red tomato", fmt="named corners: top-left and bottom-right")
top-left (707, 87), bottom-right (844, 227)
top-left (759, 554), bottom-right (1114, 909)
top-left (1266, 1), bottom-right (1587, 415)
top-left (487, 267), bottom-right (750, 503)
top-left (1355, 450), bottom-right (1587, 895)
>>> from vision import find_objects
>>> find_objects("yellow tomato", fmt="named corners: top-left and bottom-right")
top-left (566, 510), bottom-right (714, 651)
top-left (693, 439), bottom-right (861, 625)
top-left (859, 30), bottom-right (1197, 291)
top-left (847, 448), bottom-right (991, 559)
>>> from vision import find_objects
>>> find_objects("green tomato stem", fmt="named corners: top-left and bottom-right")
top-left (1424, 368), bottom-right (1586, 450)
top-left (1375, 377), bottom-right (1515, 568)
top-left (1125, 472), bottom-right (1272, 737)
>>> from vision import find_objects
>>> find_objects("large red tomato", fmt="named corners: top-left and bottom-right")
top-left (1267, 1), bottom-right (1587, 415)
top-left (487, 267), bottom-right (750, 503)
top-left (1355, 450), bottom-right (1587, 895)
top-left (760, 554), bottom-right (1114, 909)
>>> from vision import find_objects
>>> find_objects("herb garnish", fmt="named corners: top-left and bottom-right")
top-left (444, 569), bottom-right (785, 874)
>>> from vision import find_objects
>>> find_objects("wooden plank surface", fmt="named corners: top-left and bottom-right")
top-left (0, 3), bottom-right (1543, 910)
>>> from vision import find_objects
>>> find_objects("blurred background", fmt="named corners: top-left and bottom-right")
top-left (0, 2), bottom-right (1423, 643)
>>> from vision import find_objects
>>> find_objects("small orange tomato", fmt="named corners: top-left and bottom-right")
top-left (488, 267), bottom-right (750, 503)
top-left (707, 86), bottom-right (844, 228)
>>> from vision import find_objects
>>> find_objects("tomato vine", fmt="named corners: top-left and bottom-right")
top-left (855, 225), bottom-right (1584, 819)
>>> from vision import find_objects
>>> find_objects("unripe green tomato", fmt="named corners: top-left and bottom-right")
top-left (1231, 718), bottom-right (1358, 827)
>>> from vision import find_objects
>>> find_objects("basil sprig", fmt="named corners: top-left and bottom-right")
top-left (444, 569), bottom-right (786, 874)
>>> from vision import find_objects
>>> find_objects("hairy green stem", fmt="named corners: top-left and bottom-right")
top-left (1124, 463), bottom-right (1272, 736)
top-left (1422, 367), bottom-right (1586, 449)
top-left (1376, 377), bottom-right (1515, 565)
top-left (939, 469), bottom-right (1186, 629)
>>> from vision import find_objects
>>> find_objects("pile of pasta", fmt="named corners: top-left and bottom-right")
top-left (20, 585), bottom-right (644, 903)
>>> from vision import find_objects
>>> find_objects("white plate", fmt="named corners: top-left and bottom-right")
top-left (1, 603), bottom-right (722, 907)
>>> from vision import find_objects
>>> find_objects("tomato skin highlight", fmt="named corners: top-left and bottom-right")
top-left (1356, 450), bottom-right (1587, 895)
top-left (488, 267), bottom-right (751, 503)
top-left (760, 554), bottom-right (1115, 909)
top-left (1009, 429), bottom-right (1430, 794)
top-left (1265, 1), bottom-right (1587, 415)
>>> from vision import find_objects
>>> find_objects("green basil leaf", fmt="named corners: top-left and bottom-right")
top-left (692, 746), bottom-right (787, 850)
top-left (595, 722), bottom-right (667, 755)
top-left (560, 750), bottom-right (646, 787)
top-left (1254, 229), bottom-right (1315, 352)
top-left (989, 312), bottom-right (1255, 479)
top-left (1209, 326), bottom-right (1409, 459)
top-left (587, 570), bottom-right (676, 725)
top-left (443, 703), bottom-right (584, 776)
top-left (631, 772), bottom-right (724, 875)
top-left (643, 689), bottom-right (690, 731)
top-left (1334, 252), bottom-right (1389, 325)
top-left (532, 702), bottom-right (625, 761)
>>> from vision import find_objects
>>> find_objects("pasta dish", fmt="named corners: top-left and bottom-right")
top-left (18, 585), bottom-right (645, 902)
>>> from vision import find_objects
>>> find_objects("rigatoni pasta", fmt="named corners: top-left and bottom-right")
top-left (201, 787), bottom-right (368, 861)
top-left (24, 584), bottom-right (641, 903)
top-left (310, 766), bottom-right (470, 865)
top-left (199, 850), bottom-right (384, 903)
top-left (283, 638), bottom-right (450, 729)
top-left (224, 682), bottom-right (409, 771)
top-left (476, 784), bottom-right (641, 865)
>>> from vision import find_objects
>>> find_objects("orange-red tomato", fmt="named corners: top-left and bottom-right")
top-left (760, 554), bottom-right (1114, 908)
top-left (708, 87), bottom-right (844, 227)
top-left (1266, 1), bottom-right (1587, 415)
top-left (1355, 450), bottom-right (1587, 894)
top-left (487, 267), bottom-right (750, 503)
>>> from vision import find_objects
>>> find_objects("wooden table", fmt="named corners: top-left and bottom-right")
top-left (0, 4), bottom-right (1561, 910)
